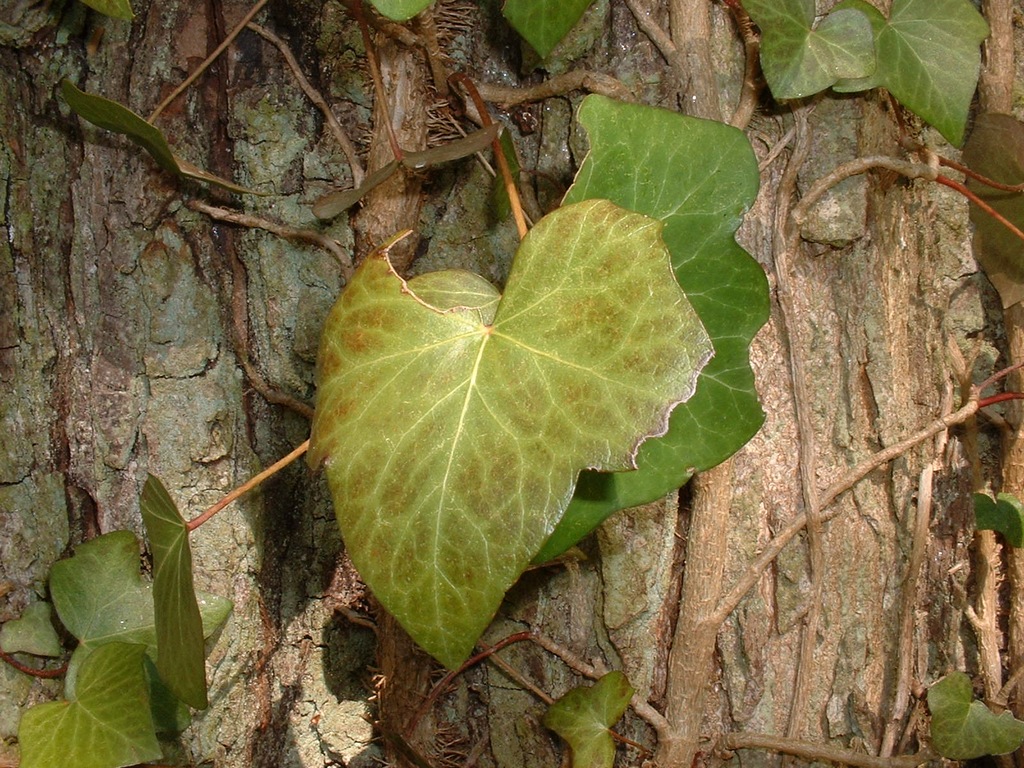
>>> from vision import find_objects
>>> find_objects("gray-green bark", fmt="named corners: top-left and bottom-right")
top-left (1, 1), bottom-right (1020, 767)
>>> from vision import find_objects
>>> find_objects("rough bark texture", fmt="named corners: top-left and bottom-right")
top-left (2, 1), bottom-right (1022, 767)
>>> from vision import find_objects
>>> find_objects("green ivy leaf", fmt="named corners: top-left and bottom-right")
top-left (839, 0), bottom-right (987, 145)
top-left (49, 530), bottom-right (232, 697)
top-left (536, 95), bottom-right (766, 561)
top-left (502, 0), bottom-right (595, 59)
top-left (974, 492), bottom-right (1024, 547)
top-left (18, 643), bottom-right (160, 768)
top-left (78, 0), bottom-right (134, 20)
top-left (368, 0), bottom-right (433, 21)
top-left (929, 671), bottom-right (1024, 759)
top-left (61, 80), bottom-right (258, 194)
top-left (543, 671), bottom-right (634, 768)
top-left (742, 0), bottom-right (875, 98)
top-left (0, 601), bottom-right (61, 658)
top-left (140, 475), bottom-right (214, 709)
top-left (309, 199), bottom-right (712, 667)
top-left (962, 113), bottom-right (1024, 308)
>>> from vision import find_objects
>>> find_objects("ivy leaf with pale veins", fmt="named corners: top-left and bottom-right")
top-left (974, 492), bottom-right (1024, 547)
top-left (742, 0), bottom-right (875, 98)
top-left (929, 671), bottom-right (1024, 759)
top-left (140, 474), bottom-right (216, 710)
top-left (18, 643), bottom-right (160, 768)
top-left (837, 0), bottom-right (988, 145)
top-left (537, 95), bottom-right (766, 561)
top-left (962, 113), bottom-right (1024, 308)
top-left (543, 671), bottom-right (634, 768)
top-left (309, 199), bottom-right (712, 667)
top-left (502, 0), bottom-right (596, 59)
top-left (61, 80), bottom-right (258, 194)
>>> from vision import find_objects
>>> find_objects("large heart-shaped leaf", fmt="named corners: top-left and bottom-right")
top-left (502, 0), bottom-right (596, 59)
top-left (543, 671), bottom-right (634, 768)
top-left (742, 0), bottom-right (875, 99)
top-left (962, 113), bottom-right (1024, 308)
top-left (309, 199), bottom-right (712, 667)
top-left (49, 530), bottom-right (232, 697)
top-left (140, 474), bottom-right (215, 709)
top-left (536, 95), bottom-right (766, 561)
top-left (929, 671), bottom-right (1024, 759)
top-left (18, 642), bottom-right (160, 768)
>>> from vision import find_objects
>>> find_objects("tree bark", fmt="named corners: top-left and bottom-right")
top-left (2, 1), bottom-right (1020, 767)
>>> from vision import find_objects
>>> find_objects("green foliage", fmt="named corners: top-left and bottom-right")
top-left (309, 199), bottom-right (712, 667)
top-left (502, 0), bottom-right (595, 59)
top-left (834, 0), bottom-right (988, 145)
top-left (928, 672), bottom-right (1024, 759)
top-left (962, 112), bottom-right (1024, 308)
top-left (742, 0), bottom-right (874, 98)
top-left (61, 80), bottom-right (257, 194)
top-left (542, 671), bottom-right (634, 768)
top-left (744, 0), bottom-right (988, 145)
top-left (0, 601), bottom-right (60, 658)
top-left (139, 475), bottom-right (211, 709)
top-left (974, 492), bottom-right (1024, 547)
top-left (536, 95), bottom-right (767, 561)
top-left (368, 0), bottom-right (434, 21)
top-left (18, 643), bottom-right (161, 768)
top-left (77, 0), bottom-right (134, 20)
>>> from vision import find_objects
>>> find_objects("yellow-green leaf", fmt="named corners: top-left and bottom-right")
top-left (309, 199), bottom-right (712, 667)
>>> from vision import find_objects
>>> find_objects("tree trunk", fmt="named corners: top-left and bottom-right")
top-left (1, 1), bottom-right (1020, 767)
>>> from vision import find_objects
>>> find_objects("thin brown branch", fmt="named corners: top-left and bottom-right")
top-left (352, 0), bottom-right (404, 162)
top-left (939, 155), bottom-right (1024, 193)
top-left (246, 23), bottom-right (365, 186)
top-left (0, 647), bottom-right (67, 679)
top-left (791, 156), bottom-right (939, 227)
top-left (771, 105), bottom-right (822, 747)
top-left (714, 397), bottom-right (982, 625)
top-left (149, 0), bottom-right (270, 122)
top-left (718, 732), bottom-right (932, 768)
top-left (621, 0), bottom-right (677, 62)
top-left (188, 440), bottom-right (309, 531)
top-left (474, 71), bottom-right (632, 106)
top-left (187, 199), bottom-right (354, 279)
top-left (936, 175), bottom-right (1024, 244)
top-left (414, 6), bottom-right (450, 97)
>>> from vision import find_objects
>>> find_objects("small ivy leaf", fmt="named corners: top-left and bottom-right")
top-left (49, 530), bottom-right (232, 698)
top-left (310, 199), bottom-right (712, 667)
top-left (543, 671), bottom-right (634, 768)
top-left (369, 0), bottom-right (433, 21)
top-left (18, 642), bottom-right (161, 768)
top-left (742, 0), bottom-right (875, 99)
top-left (502, 0), bottom-right (596, 59)
top-left (974, 492), bottom-right (1024, 547)
top-left (537, 95), bottom-right (766, 562)
top-left (140, 474), bottom-right (215, 710)
top-left (831, 0), bottom-right (887, 93)
top-left (0, 601), bottom-right (61, 658)
top-left (962, 113), bottom-right (1024, 308)
top-left (836, 0), bottom-right (987, 145)
top-left (61, 80), bottom-right (259, 195)
top-left (313, 125), bottom-right (500, 219)
top-left (78, 0), bottom-right (134, 20)
top-left (928, 671), bottom-right (1024, 759)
